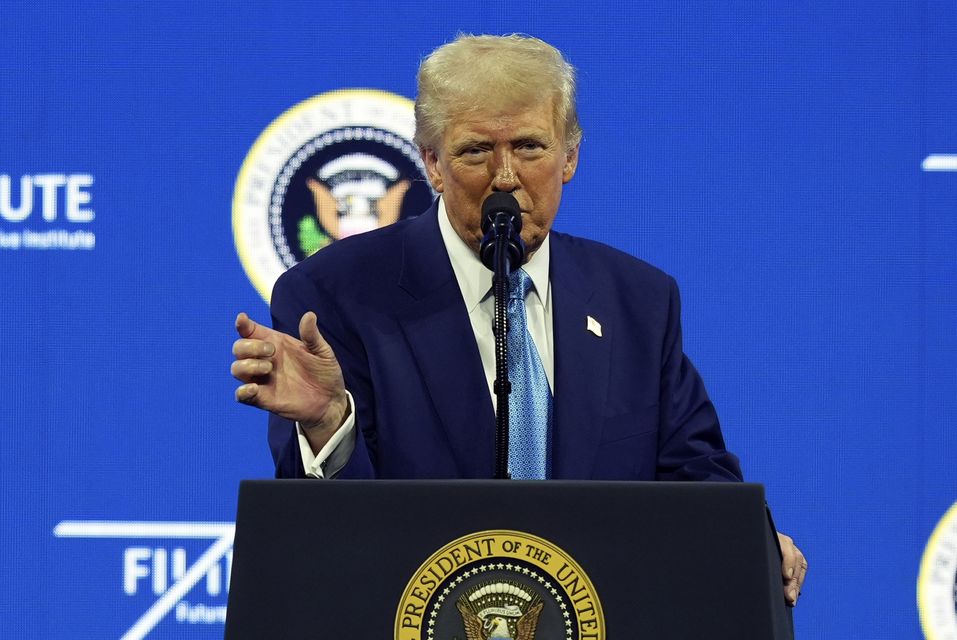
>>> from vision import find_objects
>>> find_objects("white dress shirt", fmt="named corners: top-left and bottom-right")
top-left (296, 197), bottom-right (554, 477)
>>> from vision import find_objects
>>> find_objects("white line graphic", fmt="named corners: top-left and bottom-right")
top-left (922, 154), bottom-right (957, 171)
top-left (54, 520), bottom-right (235, 640)
top-left (54, 521), bottom-right (234, 539)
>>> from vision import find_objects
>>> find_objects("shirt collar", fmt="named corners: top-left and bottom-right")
top-left (437, 197), bottom-right (550, 312)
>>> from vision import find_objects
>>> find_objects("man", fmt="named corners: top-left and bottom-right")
top-left (231, 34), bottom-right (807, 604)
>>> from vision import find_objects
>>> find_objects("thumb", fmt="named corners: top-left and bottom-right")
top-left (299, 311), bottom-right (332, 357)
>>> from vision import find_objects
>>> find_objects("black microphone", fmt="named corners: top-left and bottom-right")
top-left (479, 192), bottom-right (525, 273)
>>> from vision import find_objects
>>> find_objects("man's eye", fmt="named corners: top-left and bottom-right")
top-left (519, 141), bottom-right (544, 151)
top-left (456, 147), bottom-right (490, 163)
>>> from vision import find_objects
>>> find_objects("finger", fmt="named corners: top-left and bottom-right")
top-left (236, 312), bottom-right (278, 341)
top-left (786, 556), bottom-right (808, 607)
top-left (777, 532), bottom-right (801, 606)
top-left (785, 580), bottom-right (799, 606)
top-left (797, 550), bottom-right (807, 589)
top-left (235, 312), bottom-right (257, 338)
top-left (235, 383), bottom-right (260, 404)
top-left (784, 568), bottom-right (800, 606)
top-left (299, 311), bottom-right (334, 358)
top-left (795, 551), bottom-right (808, 591)
top-left (232, 338), bottom-right (276, 359)
top-left (778, 533), bottom-right (797, 580)
top-left (230, 358), bottom-right (273, 381)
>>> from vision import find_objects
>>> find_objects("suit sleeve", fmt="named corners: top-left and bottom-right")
top-left (655, 277), bottom-right (743, 482)
top-left (268, 267), bottom-right (376, 479)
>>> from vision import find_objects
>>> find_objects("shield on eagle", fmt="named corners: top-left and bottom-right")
top-left (455, 581), bottom-right (544, 640)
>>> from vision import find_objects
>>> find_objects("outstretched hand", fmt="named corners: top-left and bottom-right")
top-left (231, 312), bottom-right (349, 452)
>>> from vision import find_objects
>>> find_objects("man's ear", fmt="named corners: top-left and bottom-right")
top-left (420, 146), bottom-right (445, 193)
top-left (562, 143), bottom-right (580, 184)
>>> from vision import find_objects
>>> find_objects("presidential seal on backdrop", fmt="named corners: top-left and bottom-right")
top-left (233, 89), bottom-right (434, 302)
top-left (918, 501), bottom-right (957, 639)
top-left (396, 530), bottom-right (604, 640)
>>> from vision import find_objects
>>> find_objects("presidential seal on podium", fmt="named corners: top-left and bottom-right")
top-left (396, 530), bottom-right (604, 640)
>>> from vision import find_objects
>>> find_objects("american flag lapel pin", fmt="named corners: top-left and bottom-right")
top-left (586, 315), bottom-right (602, 337)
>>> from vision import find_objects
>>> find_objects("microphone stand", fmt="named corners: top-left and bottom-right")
top-left (492, 224), bottom-right (512, 480)
top-left (480, 193), bottom-right (524, 480)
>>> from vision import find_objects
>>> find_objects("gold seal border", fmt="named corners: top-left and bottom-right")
top-left (231, 88), bottom-right (416, 303)
top-left (917, 500), bottom-right (957, 639)
top-left (394, 529), bottom-right (605, 640)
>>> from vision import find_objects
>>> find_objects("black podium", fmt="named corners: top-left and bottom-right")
top-left (226, 480), bottom-right (793, 639)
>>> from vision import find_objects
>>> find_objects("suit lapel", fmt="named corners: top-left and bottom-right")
top-left (550, 235), bottom-right (611, 479)
top-left (395, 204), bottom-right (495, 477)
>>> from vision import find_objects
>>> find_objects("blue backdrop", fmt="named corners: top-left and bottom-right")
top-left (2, 2), bottom-right (955, 638)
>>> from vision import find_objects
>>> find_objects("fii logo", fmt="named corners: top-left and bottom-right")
top-left (123, 546), bottom-right (230, 598)
top-left (0, 173), bottom-right (96, 250)
top-left (54, 520), bottom-right (234, 639)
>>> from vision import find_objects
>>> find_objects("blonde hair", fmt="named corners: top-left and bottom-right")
top-left (414, 34), bottom-right (583, 151)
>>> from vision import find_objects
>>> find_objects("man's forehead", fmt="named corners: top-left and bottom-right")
top-left (445, 102), bottom-right (561, 139)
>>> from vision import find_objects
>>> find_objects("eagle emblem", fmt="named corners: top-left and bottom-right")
top-left (455, 581), bottom-right (544, 640)
top-left (305, 152), bottom-right (410, 246)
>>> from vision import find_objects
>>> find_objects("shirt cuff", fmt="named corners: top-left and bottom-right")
top-left (296, 391), bottom-right (357, 479)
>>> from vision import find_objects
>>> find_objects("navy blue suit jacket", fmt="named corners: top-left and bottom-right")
top-left (268, 202), bottom-right (741, 482)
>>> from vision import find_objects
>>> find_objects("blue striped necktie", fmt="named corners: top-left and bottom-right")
top-left (507, 268), bottom-right (552, 479)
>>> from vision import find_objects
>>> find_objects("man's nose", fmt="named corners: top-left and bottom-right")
top-left (491, 153), bottom-right (518, 191)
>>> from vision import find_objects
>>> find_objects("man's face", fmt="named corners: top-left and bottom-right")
top-left (421, 99), bottom-right (579, 259)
